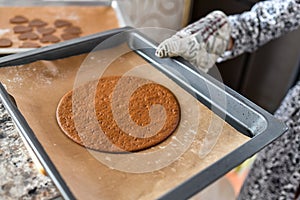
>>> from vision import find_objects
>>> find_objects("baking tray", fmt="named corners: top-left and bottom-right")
top-left (0, 27), bottom-right (288, 200)
top-left (0, 1), bottom-right (118, 54)
top-left (0, 0), bottom-right (112, 6)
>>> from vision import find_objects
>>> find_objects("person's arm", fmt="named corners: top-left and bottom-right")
top-left (223, 0), bottom-right (300, 60)
top-left (156, 0), bottom-right (300, 72)
top-left (155, 10), bottom-right (232, 73)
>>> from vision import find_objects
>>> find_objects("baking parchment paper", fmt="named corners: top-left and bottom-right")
top-left (0, 45), bottom-right (249, 199)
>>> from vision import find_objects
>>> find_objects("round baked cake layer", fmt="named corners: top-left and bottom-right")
top-left (56, 76), bottom-right (180, 152)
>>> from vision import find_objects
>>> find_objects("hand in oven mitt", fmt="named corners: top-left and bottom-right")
top-left (155, 11), bottom-right (231, 73)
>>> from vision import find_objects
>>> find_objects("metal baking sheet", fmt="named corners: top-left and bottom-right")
top-left (0, 0), bottom-right (112, 6)
top-left (0, 27), bottom-right (288, 200)
top-left (0, 4), bottom-right (118, 54)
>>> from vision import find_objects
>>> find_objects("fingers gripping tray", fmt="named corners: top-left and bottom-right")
top-left (0, 27), bottom-right (288, 200)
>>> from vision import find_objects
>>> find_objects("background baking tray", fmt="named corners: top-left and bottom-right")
top-left (0, 1), bottom-right (118, 54)
top-left (0, 27), bottom-right (288, 200)
top-left (0, 0), bottom-right (112, 6)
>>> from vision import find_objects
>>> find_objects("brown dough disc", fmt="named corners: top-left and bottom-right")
top-left (63, 26), bottom-right (82, 34)
top-left (13, 25), bottom-right (33, 33)
top-left (9, 15), bottom-right (29, 24)
top-left (54, 19), bottom-right (72, 28)
top-left (61, 33), bottom-right (80, 40)
top-left (0, 38), bottom-right (13, 47)
top-left (40, 35), bottom-right (60, 43)
top-left (29, 19), bottom-right (48, 27)
top-left (18, 32), bottom-right (39, 40)
top-left (56, 76), bottom-right (181, 152)
top-left (19, 42), bottom-right (41, 48)
top-left (37, 27), bottom-right (56, 35)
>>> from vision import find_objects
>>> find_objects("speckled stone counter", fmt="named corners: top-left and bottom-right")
top-left (0, 102), bottom-right (60, 199)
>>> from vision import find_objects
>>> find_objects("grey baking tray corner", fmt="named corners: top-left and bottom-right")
top-left (0, 27), bottom-right (288, 200)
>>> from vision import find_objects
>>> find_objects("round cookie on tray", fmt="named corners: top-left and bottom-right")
top-left (56, 76), bottom-right (181, 152)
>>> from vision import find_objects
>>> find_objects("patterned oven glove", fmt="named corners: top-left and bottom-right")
top-left (155, 11), bottom-right (232, 73)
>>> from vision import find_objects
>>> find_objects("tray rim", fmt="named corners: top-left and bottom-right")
top-left (0, 27), bottom-right (288, 200)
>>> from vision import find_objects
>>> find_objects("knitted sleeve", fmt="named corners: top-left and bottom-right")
top-left (220, 0), bottom-right (300, 60)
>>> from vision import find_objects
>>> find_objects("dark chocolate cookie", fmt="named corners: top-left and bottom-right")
top-left (18, 32), bottom-right (39, 40)
top-left (19, 42), bottom-right (41, 48)
top-left (63, 26), bottom-right (82, 34)
top-left (54, 19), bottom-right (72, 28)
top-left (9, 15), bottom-right (29, 24)
top-left (0, 38), bottom-right (13, 47)
top-left (29, 19), bottom-right (48, 27)
top-left (40, 35), bottom-right (60, 43)
top-left (13, 25), bottom-right (33, 33)
top-left (37, 27), bottom-right (56, 36)
top-left (61, 33), bottom-right (80, 40)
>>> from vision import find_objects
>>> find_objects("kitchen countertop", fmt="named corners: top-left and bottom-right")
top-left (0, 102), bottom-right (60, 199)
